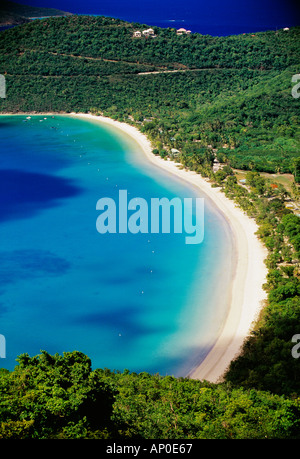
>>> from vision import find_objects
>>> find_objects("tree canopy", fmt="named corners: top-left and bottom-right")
top-left (1, 351), bottom-right (300, 439)
top-left (0, 16), bottom-right (299, 178)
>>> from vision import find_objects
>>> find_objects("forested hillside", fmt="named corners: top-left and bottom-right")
top-left (0, 15), bottom-right (299, 439)
top-left (1, 351), bottom-right (300, 439)
top-left (0, 0), bottom-right (72, 26)
top-left (0, 15), bottom-right (299, 176)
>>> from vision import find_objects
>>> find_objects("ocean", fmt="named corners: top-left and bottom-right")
top-left (2, 0), bottom-right (298, 36)
top-left (77, 0), bottom-right (299, 35)
top-left (0, 114), bottom-right (233, 375)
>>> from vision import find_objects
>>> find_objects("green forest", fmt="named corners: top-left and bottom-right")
top-left (0, 15), bottom-right (299, 175)
top-left (1, 351), bottom-right (300, 439)
top-left (0, 15), bottom-right (300, 439)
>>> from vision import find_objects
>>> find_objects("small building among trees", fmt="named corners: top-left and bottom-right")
top-left (133, 31), bottom-right (142, 37)
top-left (177, 28), bottom-right (191, 35)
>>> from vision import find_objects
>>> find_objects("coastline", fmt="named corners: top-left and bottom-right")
top-left (1, 112), bottom-right (268, 383)
top-left (74, 113), bottom-right (268, 383)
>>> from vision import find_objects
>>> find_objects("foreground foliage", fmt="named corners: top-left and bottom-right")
top-left (0, 351), bottom-right (299, 439)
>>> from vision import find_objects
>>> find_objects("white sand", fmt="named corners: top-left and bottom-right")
top-left (75, 113), bottom-right (268, 383)
top-left (3, 112), bottom-right (268, 382)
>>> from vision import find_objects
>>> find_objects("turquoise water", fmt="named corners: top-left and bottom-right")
top-left (0, 115), bottom-right (233, 375)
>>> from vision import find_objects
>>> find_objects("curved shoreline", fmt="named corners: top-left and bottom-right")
top-left (1, 112), bottom-right (268, 382)
top-left (74, 113), bottom-right (268, 383)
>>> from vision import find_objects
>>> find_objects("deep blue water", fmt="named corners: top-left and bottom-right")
top-left (0, 26), bottom-right (15, 32)
top-left (0, 115), bottom-right (233, 375)
top-left (11, 0), bottom-right (300, 35)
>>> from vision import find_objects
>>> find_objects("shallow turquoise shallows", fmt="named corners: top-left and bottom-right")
top-left (0, 115), bottom-right (234, 375)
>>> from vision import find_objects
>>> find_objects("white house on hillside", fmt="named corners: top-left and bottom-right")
top-left (134, 28), bottom-right (156, 38)
top-left (177, 28), bottom-right (192, 35)
top-left (142, 28), bottom-right (155, 36)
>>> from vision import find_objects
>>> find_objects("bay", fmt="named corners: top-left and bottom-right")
top-left (0, 114), bottom-right (233, 375)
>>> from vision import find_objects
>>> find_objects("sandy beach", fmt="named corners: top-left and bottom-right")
top-left (1, 111), bottom-right (268, 382)
top-left (74, 113), bottom-right (268, 383)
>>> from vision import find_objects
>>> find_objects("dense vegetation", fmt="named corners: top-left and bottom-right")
top-left (1, 351), bottom-right (300, 439)
top-left (214, 171), bottom-right (300, 395)
top-left (0, 15), bottom-right (299, 439)
top-left (0, 15), bottom-right (299, 176)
